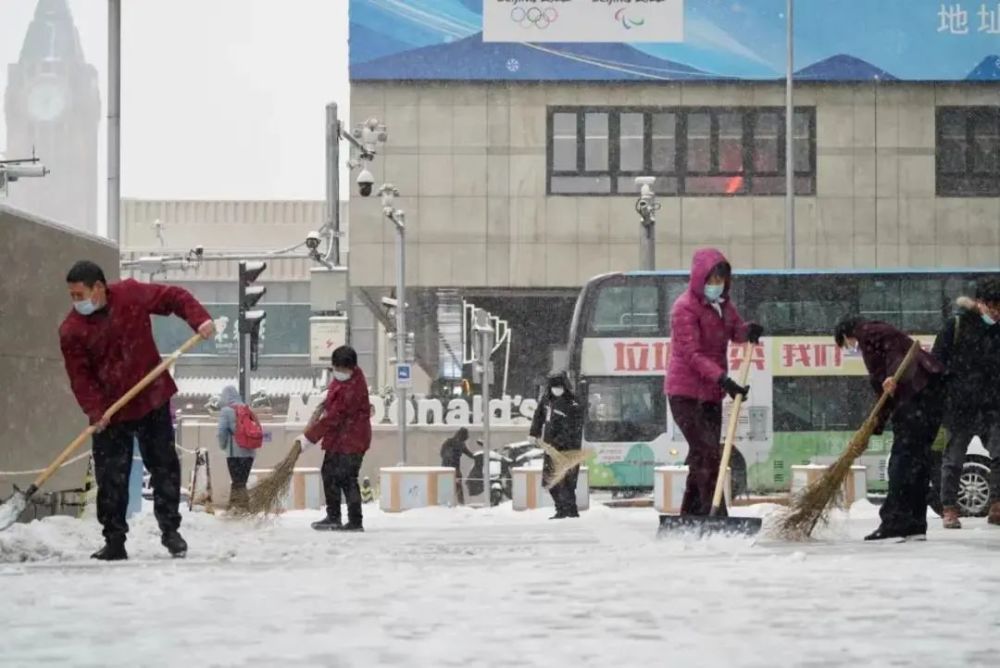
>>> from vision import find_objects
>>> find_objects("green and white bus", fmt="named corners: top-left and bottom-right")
top-left (566, 268), bottom-right (998, 513)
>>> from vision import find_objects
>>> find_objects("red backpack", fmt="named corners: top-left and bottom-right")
top-left (233, 404), bottom-right (264, 449)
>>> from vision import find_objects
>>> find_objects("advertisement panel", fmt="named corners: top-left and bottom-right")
top-left (350, 0), bottom-right (1000, 82)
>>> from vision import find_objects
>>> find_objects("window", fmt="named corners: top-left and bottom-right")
top-left (937, 107), bottom-right (1000, 196)
top-left (588, 283), bottom-right (661, 335)
top-left (584, 378), bottom-right (665, 442)
top-left (773, 377), bottom-right (871, 432)
top-left (547, 107), bottom-right (816, 196)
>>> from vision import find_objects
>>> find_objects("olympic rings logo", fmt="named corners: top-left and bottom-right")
top-left (510, 7), bottom-right (558, 29)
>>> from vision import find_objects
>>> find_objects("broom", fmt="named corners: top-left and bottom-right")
top-left (775, 339), bottom-right (922, 540)
top-left (538, 442), bottom-right (594, 490)
top-left (234, 400), bottom-right (325, 518)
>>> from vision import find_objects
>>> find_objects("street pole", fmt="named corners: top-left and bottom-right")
top-left (475, 309), bottom-right (494, 506)
top-left (325, 103), bottom-right (341, 266)
top-left (107, 0), bottom-right (121, 243)
top-left (785, 0), bottom-right (796, 269)
top-left (635, 177), bottom-right (657, 271)
top-left (239, 332), bottom-right (251, 402)
top-left (641, 220), bottom-right (655, 271)
top-left (393, 215), bottom-right (407, 465)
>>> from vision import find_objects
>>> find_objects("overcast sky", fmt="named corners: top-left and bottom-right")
top-left (0, 0), bottom-right (350, 236)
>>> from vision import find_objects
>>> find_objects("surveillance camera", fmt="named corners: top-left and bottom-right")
top-left (635, 176), bottom-right (656, 187)
top-left (194, 245), bottom-right (204, 257)
top-left (357, 168), bottom-right (374, 197)
top-left (305, 230), bottom-right (322, 251)
top-left (381, 296), bottom-right (398, 309)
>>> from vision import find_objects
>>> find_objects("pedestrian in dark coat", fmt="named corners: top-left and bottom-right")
top-left (834, 316), bottom-right (945, 541)
top-left (440, 427), bottom-right (474, 504)
top-left (59, 261), bottom-right (214, 560)
top-left (931, 280), bottom-right (1000, 528)
top-left (302, 346), bottom-right (372, 531)
top-left (666, 248), bottom-right (763, 516)
top-left (529, 371), bottom-right (583, 519)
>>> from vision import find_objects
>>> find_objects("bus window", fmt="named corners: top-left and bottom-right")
top-left (773, 377), bottom-right (870, 432)
top-left (901, 278), bottom-right (944, 332)
top-left (859, 278), bottom-right (902, 328)
top-left (584, 378), bottom-right (665, 442)
top-left (588, 284), bottom-right (661, 335)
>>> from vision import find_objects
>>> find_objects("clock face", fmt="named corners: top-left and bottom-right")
top-left (27, 80), bottom-right (68, 123)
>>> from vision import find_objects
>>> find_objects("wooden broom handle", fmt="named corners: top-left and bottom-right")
top-left (861, 339), bottom-right (923, 434)
top-left (710, 341), bottom-right (755, 515)
top-left (28, 333), bottom-right (204, 491)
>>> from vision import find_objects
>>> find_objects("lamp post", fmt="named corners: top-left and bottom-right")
top-left (785, 0), bottom-right (796, 269)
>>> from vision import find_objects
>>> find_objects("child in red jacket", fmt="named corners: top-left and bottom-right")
top-left (299, 346), bottom-right (372, 531)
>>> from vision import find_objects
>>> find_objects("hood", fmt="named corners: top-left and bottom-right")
top-left (689, 248), bottom-right (731, 300)
top-left (956, 296), bottom-right (980, 315)
top-left (220, 385), bottom-right (242, 406)
top-left (546, 370), bottom-right (575, 399)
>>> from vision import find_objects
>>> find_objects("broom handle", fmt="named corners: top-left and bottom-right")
top-left (710, 341), bottom-right (754, 516)
top-left (857, 339), bottom-right (923, 446)
top-left (27, 333), bottom-right (203, 494)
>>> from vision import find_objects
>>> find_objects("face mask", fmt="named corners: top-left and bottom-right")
top-left (551, 387), bottom-right (565, 397)
top-left (704, 284), bottom-right (724, 302)
top-left (332, 370), bottom-right (352, 382)
top-left (73, 298), bottom-right (97, 316)
top-left (983, 314), bottom-right (997, 327)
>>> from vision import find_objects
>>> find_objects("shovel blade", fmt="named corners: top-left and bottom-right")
top-left (0, 490), bottom-right (29, 532)
top-left (657, 513), bottom-right (762, 538)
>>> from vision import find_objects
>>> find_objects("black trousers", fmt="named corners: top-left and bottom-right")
top-left (227, 457), bottom-right (253, 508)
top-left (880, 384), bottom-right (943, 534)
top-left (669, 396), bottom-right (726, 516)
top-left (321, 451), bottom-right (365, 525)
top-left (453, 467), bottom-right (466, 505)
top-left (91, 404), bottom-right (180, 543)
top-left (543, 454), bottom-right (580, 516)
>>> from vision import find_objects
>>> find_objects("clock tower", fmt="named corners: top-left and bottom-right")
top-left (4, 0), bottom-right (100, 234)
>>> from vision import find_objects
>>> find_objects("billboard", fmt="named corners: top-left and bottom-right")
top-left (349, 0), bottom-right (1000, 82)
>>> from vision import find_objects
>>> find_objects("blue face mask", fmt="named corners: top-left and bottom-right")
top-left (73, 299), bottom-right (98, 316)
top-left (704, 284), bottom-right (724, 302)
top-left (983, 313), bottom-right (997, 327)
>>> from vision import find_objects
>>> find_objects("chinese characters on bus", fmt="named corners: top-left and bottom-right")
top-left (938, 3), bottom-right (1000, 34)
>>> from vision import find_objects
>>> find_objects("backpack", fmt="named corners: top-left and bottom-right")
top-left (233, 404), bottom-right (264, 449)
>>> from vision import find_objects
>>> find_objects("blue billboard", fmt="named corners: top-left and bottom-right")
top-left (349, 0), bottom-right (1000, 82)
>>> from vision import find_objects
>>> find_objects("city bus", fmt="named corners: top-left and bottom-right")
top-left (566, 268), bottom-right (999, 514)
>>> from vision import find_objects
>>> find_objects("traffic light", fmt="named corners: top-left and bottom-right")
top-left (238, 262), bottom-right (266, 399)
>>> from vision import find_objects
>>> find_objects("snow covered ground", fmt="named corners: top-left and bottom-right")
top-left (2, 500), bottom-right (999, 668)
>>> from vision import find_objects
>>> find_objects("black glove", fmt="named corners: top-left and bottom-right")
top-left (719, 375), bottom-right (750, 400)
top-left (746, 322), bottom-right (764, 344)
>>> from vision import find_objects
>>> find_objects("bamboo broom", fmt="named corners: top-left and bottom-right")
top-left (775, 339), bottom-right (923, 540)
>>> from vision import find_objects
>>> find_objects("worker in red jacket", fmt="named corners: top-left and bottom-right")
top-left (59, 261), bottom-right (214, 560)
top-left (300, 346), bottom-right (372, 532)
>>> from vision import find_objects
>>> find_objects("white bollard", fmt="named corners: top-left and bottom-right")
top-left (654, 466), bottom-right (731, 514)
top-left (379, 466), bottom-right (456, 513)
top-left (247, 467), bottom-right (324, 511)
top-left (791, 464), bottom-right (867, 506)
top-left (511, 466), bottom-right (590, 511)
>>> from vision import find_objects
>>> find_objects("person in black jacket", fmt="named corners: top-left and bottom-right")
top-left (931, 279), bottom-right (1000, 528)
top-left (835, 316), bottom-right (945, 541)
top-left (440, 427), bottom-right (474, 504)
top-left (529, 371), bottom-right (583, 519)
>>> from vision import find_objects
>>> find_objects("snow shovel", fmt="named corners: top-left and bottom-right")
top-left (659, 341), bottom-right (762, 537)
top-left (0, 333), bottom-right (204, 531)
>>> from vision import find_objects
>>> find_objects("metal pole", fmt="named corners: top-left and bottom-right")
top-left (784, 0), bottom-right (795, 269)
top-left (641, 221), bottom-right (655, 271)
top-left (395, 221), bottom-right (407, 464)
top-left (480, 326), bottom-right (492, 506)
top-left (325, 103), bottom-right (341, 265)
top-left (107, 0), bottom-right (121, 243)
top-left (239, 333), bottom-right (250, 404)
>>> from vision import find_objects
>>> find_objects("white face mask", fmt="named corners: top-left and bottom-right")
top-left (332, 370), bottom-right (352, 382)
top-left (551, 387), bottom-right (565, 397)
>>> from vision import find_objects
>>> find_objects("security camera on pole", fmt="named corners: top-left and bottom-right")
top-left (238, 261), bottom-right (267, 402)
top-left (635, 176), bottom-right (660, 271)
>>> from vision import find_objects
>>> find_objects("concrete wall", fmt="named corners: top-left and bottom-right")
top-left (178, 419), bottom-right (530, 506)
top-left (0, 204), bottom-right (119, 504)
top-left (349, 81), bottom-right (1000, 289)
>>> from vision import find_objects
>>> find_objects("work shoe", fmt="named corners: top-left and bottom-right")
top-left (864, 526), bottom-right (903, 541)
top-left (549, 512), bottom-right (567, 520)
top-left (311, 516), bottom-right (342, 531)
top-left (942, 506), bottom-right (962, 529)
top-left (988, 502), bottom-right (1000, 526)
top-left (341, 523), bottom-right (364, 532)
top-left (161, 531), bottom-right (188, 558)
top-left (91, 541), bottom-right (128, 561)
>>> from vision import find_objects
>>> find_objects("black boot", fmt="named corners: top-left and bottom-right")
top-left (161, 531), bottom-right (188, 558)
top-left (864, 526), bottom-right (904, 541)
top-left (311, 514), bottom-right (342, 531)
top-left (343, 503), bottom-right (364, 532)
top-left (91, 540), bottom-right (128, 561)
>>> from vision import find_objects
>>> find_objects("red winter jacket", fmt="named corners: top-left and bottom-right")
top-left (665, 248), bottom-right (749, 403)
top-left (59, 279), bottom-right (211, 425)
top-left (304, 367), bottom-right (372, 454)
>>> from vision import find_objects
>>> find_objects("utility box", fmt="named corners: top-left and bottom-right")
top-left (310, 266), bottom-right (349, 313)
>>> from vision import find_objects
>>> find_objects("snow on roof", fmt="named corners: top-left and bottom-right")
top-left (174, 376), bottom-right (318, 398)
